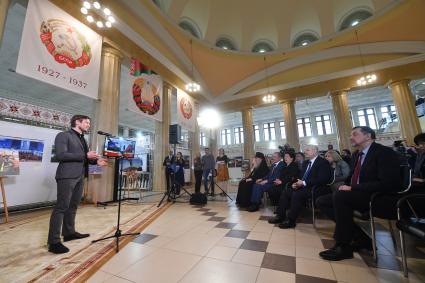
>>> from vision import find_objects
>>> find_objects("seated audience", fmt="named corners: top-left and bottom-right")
top-left (317, 126), bottom-right (401, 261)
top-left (341, 149), bottom-right (352, 167)
top-left (268, 145), bottom-right (332, 228)
top-left (324, 150), bottom-right (350, 191)
top-left (268, 151), bottom-right (300, 206)
top-left (248, 152), bottom-right (285, 212)
top-left (236, 152), bottom-right (269, 208)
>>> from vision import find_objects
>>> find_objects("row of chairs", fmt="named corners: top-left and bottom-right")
top-left (308, 165), bottom-right (424, 278)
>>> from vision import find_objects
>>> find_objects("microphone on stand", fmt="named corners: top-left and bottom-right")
top-left (97, 130), bottom-right (112, 136)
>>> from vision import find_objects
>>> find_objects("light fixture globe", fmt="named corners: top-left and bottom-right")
top-left (262, 94), bottom-right (276, 103)
top-left (185, 82), bottom-right (201, 93)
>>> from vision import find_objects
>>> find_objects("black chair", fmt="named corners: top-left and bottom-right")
top-left (311, 170), bottom-right (336, 228)
top-left (396, 193), bottom-right (425, 277)
top-left (353, 165), bottom-right (412, 261)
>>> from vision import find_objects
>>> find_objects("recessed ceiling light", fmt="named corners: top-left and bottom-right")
top-left (96, 21), bottom-right (103, 28)
top-left (86, 15), bottom-right (94, 23)
top-left (301, 42), bottom-right (308, 46)
top-left (105, 21), bottom-right (112, 28)
top-left (93, 2), bottom-right (101, 9)
top-left (108, 16), bottom-right (115, 23)
top-left (222, 46), bottom-right (228, 50)
top-left (103, 8), bottom-right (111, 16)
top-left (80, 7), bottom-right (88, 14)
top-left (351, 20), bottom-right (360, 26)
top-left (259, 49), bottom-right (266, 53)
top-left (83, 1), bottom-right (91, 9)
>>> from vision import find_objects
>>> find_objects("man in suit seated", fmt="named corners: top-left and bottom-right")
top-left (317, 126), bottom-right (401, 261)
top-left (248, 152), bottom-right (285, 212)
top-left (269, 145), bottom-right (332, 228)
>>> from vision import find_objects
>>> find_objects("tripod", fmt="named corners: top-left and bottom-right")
top-left (92, 149), bottom-right (140, 252)
top-left (157, 168), bottom-right (192, 207)
top-left (208, 170), bottom-right (233, 201)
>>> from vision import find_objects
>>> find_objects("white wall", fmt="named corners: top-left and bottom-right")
top-left (0, 121), bottom-right (60, 207)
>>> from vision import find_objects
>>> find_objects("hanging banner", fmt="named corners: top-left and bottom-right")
top-left (16, 0), bottom-right (102, 99)
top-left (127, 58), bottom-right (163, 122)
top-left (177, 88), bottom-right (196, 132)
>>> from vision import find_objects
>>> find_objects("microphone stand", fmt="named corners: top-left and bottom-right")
top-left (92, 135), bottom-right (140, 252)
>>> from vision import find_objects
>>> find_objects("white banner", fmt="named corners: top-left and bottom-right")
top-left (16, 0), bottom-right (102, 99)
top-left (177, 88), bottom-right (196, 132)
top-left (127, 73), bottom-right (163, 122)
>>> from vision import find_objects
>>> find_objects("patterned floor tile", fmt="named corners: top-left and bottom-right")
top-left (240, 239), bottom-right (269, 252)
top-left (215, 222), bottom-right (238, 229)
top-left (225, 230), bottom-right (250, 239)
top-left (132, 233), bottom-right (157, 245)
top-left (261, 253), bottom-right (296, 273)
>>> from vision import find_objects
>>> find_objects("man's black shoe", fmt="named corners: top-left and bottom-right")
top-left (268, 216), bottom-right (283, 224)
top-left (48, 242), bottom-right (69, 254)
top-left (319, 244), bottom-right (353, 261)
top-left (278, 220), bottom-right (296, 229)
top-left (248, 204), bottom-right (259, 212)
top-left (63, 232), bottom-right (90, 242)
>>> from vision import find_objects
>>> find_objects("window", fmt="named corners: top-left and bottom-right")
top-left (252, 41), bottom-right (274, 53)
top-left (297, 117), bottom-right (312, 137)
top-left (234, 127), bottom-right (244, 144)
top-left (221, 129), bottom-right (231, 145)
top-left (357, 108), bottom-right (377, 129)
top-left (293, 32), bottom-right (319, 47)
top-left (200, 132), bottom-right (207, 147)
top-left (315, 114), bottom-right (333, 135)
top-left (215, 37), bottom-right (237, 51)
top-left (339, 10), bottom-right (373, 31)
top-left (253, 125), bottom-right (260, 142)
top-left (381, 105), bottom-right (397, 123)
top-left (263, 122), bottom-right (276, 141)
top-left (179, 19), bottom-right (201, 38)
top-left (279, 121), bottom-right (286, 139)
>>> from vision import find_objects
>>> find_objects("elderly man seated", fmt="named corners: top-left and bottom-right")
top-left (248, 152), bottom-right (285, 212)
top-left (269, 145), bottom-right (332, 228)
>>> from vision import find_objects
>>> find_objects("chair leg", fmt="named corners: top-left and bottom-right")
top-left (399, 229), bottom-right (409, 277)
top-left (388, 220), bottom-right (397, 250)
top-left (370, 215), bottom-right (377, 262)
top-left (312, 198), bottom-right (316, 228)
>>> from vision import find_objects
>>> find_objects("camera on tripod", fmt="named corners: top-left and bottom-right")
top-left (278, 144), bottom-right (296, 157)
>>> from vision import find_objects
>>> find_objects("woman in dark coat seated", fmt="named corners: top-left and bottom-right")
top-left (269, 151), bottom-right (300, 206)
top-left (236, 152), bottom-right (269, 208)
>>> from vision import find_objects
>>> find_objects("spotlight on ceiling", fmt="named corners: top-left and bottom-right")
top-left (301, 41), bottom-right (308, 46)
top-left (197, 108), bottom-right (221, 129)
top-left (351, 20), bottom-right (360, 26)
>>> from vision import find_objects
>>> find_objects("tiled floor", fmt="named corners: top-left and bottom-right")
top-left (88, 195), bottom-right (425, 283)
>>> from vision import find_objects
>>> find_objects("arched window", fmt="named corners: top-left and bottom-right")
top-left (215, 37), bottom-right (237, 51)
top-left (339, 10), bottom-right (373, 31)
top-left (293, 32), bottom-right (319, 48)
top-left (252, 41), bottom-right (275, 53)
top-left (179, 19), bottom-right (202, 39)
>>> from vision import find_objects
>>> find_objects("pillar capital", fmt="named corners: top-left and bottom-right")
top-left (162, 81), bottom-right (174, 90)
top-left (389, 79), bottom-right (411, 89)
top-left (280, 99), bottom-right (296, 106)
top-left (330, 90), bottom-right (349, 96)
top-left (102, 45), bottom-right (124, 60)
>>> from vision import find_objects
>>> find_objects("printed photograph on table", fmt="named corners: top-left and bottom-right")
top-left (0, 150), bottom-right (20, 176)
top-left (227, 158), bottom-right (235, 168)
top-left (234, 156), bottom-right (243, 168)
top-left (0, 136), bottom-right (44, 162)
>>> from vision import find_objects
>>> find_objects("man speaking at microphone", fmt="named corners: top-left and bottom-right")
top-left (48, 115), bottom-right (107, 254)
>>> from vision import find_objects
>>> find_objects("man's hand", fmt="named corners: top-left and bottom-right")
top-left (292, 179), bottom-right (304, 190)
top-left (274, 179), bottom-right (282, 185)
top-left (97, 158), bottom-right (108, 166)
top-left (338, 185), bottom-right (352, 191)
top-left (246, 178), bottom-right (252, 182)
top-left (260, 180), bottom-right (268, 185)
top-left (256, 179), bottom-right (263, 184)
top-left (87, 151), bottom-right (100, 159)
top-left (413, 177), bottom-right (425, 183)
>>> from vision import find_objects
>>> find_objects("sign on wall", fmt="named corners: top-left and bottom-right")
top-left (16, 0), bottom-right (102, 99)
top-left (177, 88), bottom-right (196, 132)
top-left (127, 59), bottom-right (163, 122)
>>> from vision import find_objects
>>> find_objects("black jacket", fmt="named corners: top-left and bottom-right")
top-left (248, 161), bottom-right (269, 182)
top-left (279, 161), bottom-right (300, 187)
top-left (301, 156), bottom-right (332, 188)
top-left (350, 142), bottom-right (401, 193)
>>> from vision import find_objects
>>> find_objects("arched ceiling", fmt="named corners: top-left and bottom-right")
top-left (158, 0), bottom-right (394, 51)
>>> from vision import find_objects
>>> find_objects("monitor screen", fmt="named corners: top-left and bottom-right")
top-left (103, 137), bottom-right (136, 158)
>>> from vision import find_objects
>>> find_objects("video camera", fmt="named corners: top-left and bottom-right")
top-left (278, 144), bottom-right (296, 157)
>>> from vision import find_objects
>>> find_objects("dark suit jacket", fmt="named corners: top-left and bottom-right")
top-left (279, 161), bottom-right (300, 187)
top-left (163, 155), bottom-right (175, 167)
top-left (302, 156), bottom-right (332, 189)
top-left (350, 142), bottom-right (401, 193)
top-left (264, 161), bottom-right (286, 185)
top-left (248, 164), bottom-right (270, 182)
top-left (55, 130), bottom-right (95, 180)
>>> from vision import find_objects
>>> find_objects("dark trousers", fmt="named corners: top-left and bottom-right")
top-left (277, 186), bottom-right (330, 222)
top-left (165, 170), bottom-right (171, 191)
top-left (203, 169), bottom-right (213, 193)
top-left (48, 176), bottom-right (84, 244)
top-left (251, 183), bottom-right (273, 204)
top-left (194, 170), bottom-right (203, 193)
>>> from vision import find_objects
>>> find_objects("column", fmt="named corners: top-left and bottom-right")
top-left (190, 104), bottom-right (200, 183)
top-left (209, 129), bottom-right (218, 158)
top-left (242, 108), bottom-right (255, 159)
top-left (390, 80), bottom-right (421, 146)
top-left (152, 83), bottom-right (172, 192)
top-left (331, 91), bottom-right (353, 151)
top-left (90, 46), bottom-right (123, 203)
top-left (281, 100), bottom-right (300, 151)
top-left (0, 0), bottom-right (10, 47)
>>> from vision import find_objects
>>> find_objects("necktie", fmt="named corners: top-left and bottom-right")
top-left (302, 161), bottom-right (312, 181)
top-left (351, 152), bottom-right (364, 186)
